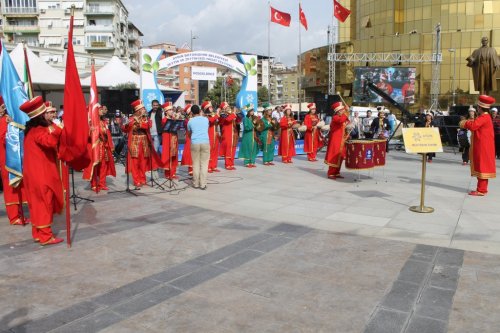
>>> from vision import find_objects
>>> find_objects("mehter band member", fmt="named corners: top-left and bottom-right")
top-left (122, 99), bottom-right (162, 189)
top-left (239, 104), bottom-right (260, 168)
top-left (219, 102), bottom-right (241, 170)
top-left (21, 96), bottom-right (63, 245)
top-left (260, 103), bottom-right (277, 166)
top-left (324, 101), bottom-right (350, 179)
top-left (459, 94), bottom-right (497, 196)
top-left (83, 104), bottom-right (116, 191)
top-left (303, 102), bottom-right (323, 161)
top-left (278, 104), bottom-right (297, 163)
top-left (161, 101), bottom-right (179, 180)
top-left (202, 101), bottom-right (220, 173)
top-left (0, 96), bottom-right (28, 225)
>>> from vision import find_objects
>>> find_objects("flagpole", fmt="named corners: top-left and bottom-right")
top-left (65, 5), bottom-right (76, 248)
top-left (22, 41), bottom-right (34, 99)
top-left (268, 0), bottom-right (271, 104)
top-left (298, 1), bottom-right (302, 117)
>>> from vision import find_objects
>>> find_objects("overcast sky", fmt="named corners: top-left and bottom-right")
top-left (122, 0), bottom-right (338, 66)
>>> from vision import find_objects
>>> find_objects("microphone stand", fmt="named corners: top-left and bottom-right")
top-left (69, 167), bottom-right (94, 210)
top-left (108, 140), bottom-right (138, 197)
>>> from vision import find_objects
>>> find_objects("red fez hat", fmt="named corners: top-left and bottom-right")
top-left (0, 96), bottom-right (5, 112)
top-left (45, 101), bottom-right (57, 112)
top-left (477, 95), bottom-right (495, 109)
top-left (307, 103), bottom-right (316, 110)
top-left (161, 101), bottom-right (173, 111)
top-left (219, 101), bottom-right (229, 110)
top-left (130, 99), bottom-right (145, 112)
top-left (184, 104), bottom-right (192, 113)
top-left (20, 96), bottom-right (46, 119)
top-left (283, 104), bottom-right (292, 111)
top-left (331, 101), bottom-right (345, 112)
top-left (201, 101), bottom-right (212, 111)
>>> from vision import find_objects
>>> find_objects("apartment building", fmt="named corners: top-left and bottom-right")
top-left (128, 21), bottom-right (142, 73)
top-left (0, 0), bottom-right (136, 73)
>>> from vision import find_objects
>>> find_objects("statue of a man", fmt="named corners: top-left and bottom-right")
top-left (466, 37), bottom-right (500, 95)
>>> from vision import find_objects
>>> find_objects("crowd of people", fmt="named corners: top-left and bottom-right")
top-left (0, 92), bottom-right (497, 245)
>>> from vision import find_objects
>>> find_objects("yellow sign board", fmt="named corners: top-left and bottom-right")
top-left (402, 127), bottom-right (443, 154)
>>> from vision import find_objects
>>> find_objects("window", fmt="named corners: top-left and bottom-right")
top-left (184, 66), bottom-right (189, 73)
top-left (184, 78), bottom-right (190, 84)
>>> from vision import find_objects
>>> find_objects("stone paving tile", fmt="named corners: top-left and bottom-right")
top-left (363, 308), bottom-right (409, 333)
top-left (405, 315), bottom-right (448, 333)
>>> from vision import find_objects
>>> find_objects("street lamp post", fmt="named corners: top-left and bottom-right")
top-left (448, 48), bottom-right (456, 106)
top-left (190, 30), bottom-right (198, 51)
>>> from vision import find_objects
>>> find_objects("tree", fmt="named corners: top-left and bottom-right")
top-left (205, 77), bottom-right (240, 106)
top-left (258, 86), bottom-right (269, 105)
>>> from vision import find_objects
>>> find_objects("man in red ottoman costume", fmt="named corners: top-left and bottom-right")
top-left (324, 101), bottom-right (350, 179)
top-left (83, 104), bottom-right (116, 191)
top-left (202, 101), bottom-right (221, 173)
top-left (21, 96), bottom-right (64, 245)
top-left (219, 102), bottom-right (241, 170)
top-left (303, 102), bottom-right (323, 161)
top-left (459, 94), bottom-right (497, 196)
top-left (121, 99), bottom-right (162, 189)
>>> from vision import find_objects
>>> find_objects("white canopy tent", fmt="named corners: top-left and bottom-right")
top-left (80, 56), bottom-right (140, 88)
top-left (9, 43), bottom-right (66, 90)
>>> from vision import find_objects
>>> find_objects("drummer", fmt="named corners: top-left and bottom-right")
top-left (324, 101), bottom-right (350, 179)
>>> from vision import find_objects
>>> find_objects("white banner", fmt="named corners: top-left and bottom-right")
top-left (191, 66), bottom-right (217, 81)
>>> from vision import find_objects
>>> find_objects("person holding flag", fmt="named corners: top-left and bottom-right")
top-left (21, 96), bottom-right (64, 245)
top-left (0, 96), bottom-right (29, 225)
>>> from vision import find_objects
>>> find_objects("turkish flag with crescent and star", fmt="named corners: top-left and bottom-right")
top-left (333, 0), bottom-right (351, 23)
top-left (270, 6), bottom-right (291, 27)
top-left (299, 4), bottom-right (308, 30)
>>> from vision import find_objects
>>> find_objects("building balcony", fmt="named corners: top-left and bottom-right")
top-left (129, 47), bottom-right (139, 54)
top-left (2, 7), bottom-right (38, 15)
top-left (128, 32), bottom-right (139, 41)
top-left (84, 6), bottom-right (115, 15)
top-left (85, 41), bottom-right (114, 50)
top-left (84, 25), bottom-right (113, 33)
top-left (3, 25), bottom-right (40, 33)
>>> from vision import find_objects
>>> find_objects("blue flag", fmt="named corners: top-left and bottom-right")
top-left (0, 41), bottom-right (30, 187)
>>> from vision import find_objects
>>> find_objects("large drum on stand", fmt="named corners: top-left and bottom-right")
top-left (345, 140), bottom-right (374, 170)
top-left (372, 139), bottom-right (387, 167)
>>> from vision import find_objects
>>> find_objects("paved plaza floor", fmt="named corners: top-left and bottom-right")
top-left (1, 150), bottom-right (500, 332)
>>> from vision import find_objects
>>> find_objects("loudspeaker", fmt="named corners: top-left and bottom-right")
top-left (101, 89), bottom-right (139, 115)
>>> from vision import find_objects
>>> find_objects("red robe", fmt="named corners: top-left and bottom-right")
top-left (278, 117), bottom-right (297, 161)
top-left (303, 114), bottom-right (322, 160)
top-left (219, 113), bottom-right (241, 167)
top-left (122, 116), bottom-right (163, 186)
top-left (161, 118), bottom-right (179, 178)
top-left (23, 124), bottom-right (64, 243)
top-left (83, 119), bottom-right (116, 190)
top-left (324, 113), bottom-right (349, 175)
top-left (461, 113), bottom-right (496, 179)
top-left (0, 116), bottom-right (27, 224)
top-left (180, 118), bottom-right (193, 174)
top-left (207, 114), bottom-right (220, 170)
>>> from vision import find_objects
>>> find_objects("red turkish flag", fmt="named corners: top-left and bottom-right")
top-left (60, 13), bottom-right (90, 170)
top-left (333, 0), bottom-right (351, 23)
top-left (270, 6), bottom-right (291, 27)
top-left (299, 4), bottom-right (308, 30)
